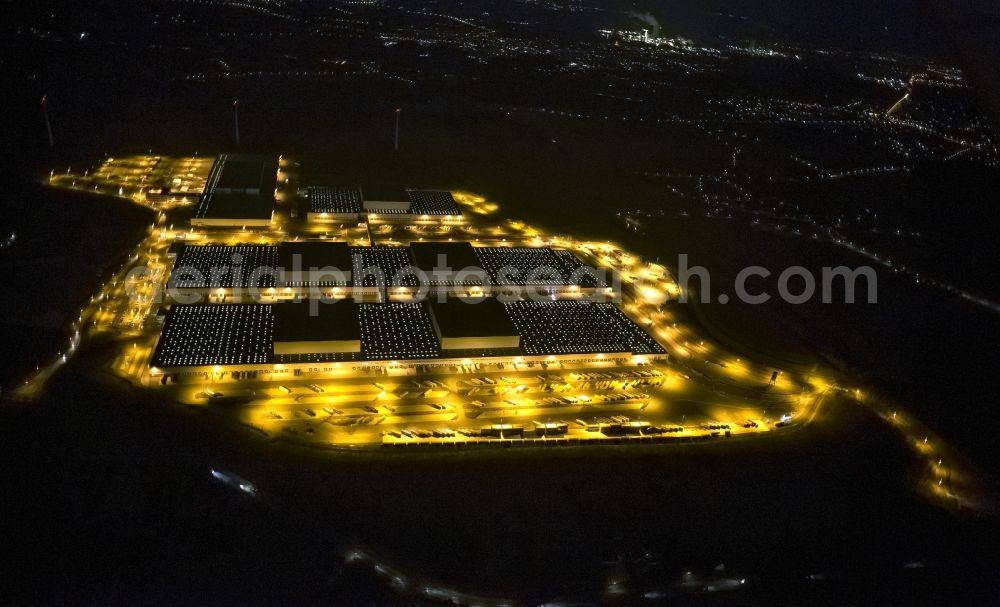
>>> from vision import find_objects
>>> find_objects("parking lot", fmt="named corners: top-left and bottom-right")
top-left (162, 361), bottom-right (798, 447)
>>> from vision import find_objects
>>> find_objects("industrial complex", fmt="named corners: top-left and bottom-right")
top-left (36, 152), bottom-right (835, 451)
top-left (153, 230), bottom-right (665, 373)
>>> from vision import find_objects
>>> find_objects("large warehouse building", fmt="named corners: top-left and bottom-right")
top-left (150, 297), bottom-right (665, 374)
top-left (163, 241), bottom-right (611, 303)
top-left (190, 154), bottom-right (278, 227)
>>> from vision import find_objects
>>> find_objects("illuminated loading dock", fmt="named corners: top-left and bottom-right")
top-left (150, 300), bottom-right (665, 372)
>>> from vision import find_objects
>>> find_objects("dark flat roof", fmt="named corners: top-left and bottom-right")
top-left (195, 192), bottom-right (274, 220)
top-left (278, 241), bottom-right (353, 273)
top-left (273, 301), bottom-right (360, 343)
top-left (361, 184), bottom-right (407, 201)
top-left (428, 297), bottom-right (518, 338)
top-left (215, 154), bottom-right (278, 192)
top-left (410, 241), bottom-right (482, 274)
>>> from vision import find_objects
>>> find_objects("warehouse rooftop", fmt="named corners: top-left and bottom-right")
top-left (273, 301), bottom-right (361, 352)
top-left (167, 244), bottom-right (278, 289)
top-left (152, 304), bottom-right (274, 367)
top-left (475, 246), bottom-right (573, 286)
top-left (504, 300), bottom-right (667, 356)
top-left (278, 240), bottom-right (353, 278)
top-left (406, 189), bottom-right (462, 215)
top-left (352, 245), bottom-right (419, 288)
top-left (361, 183), bottom-right (408, 202)
top-left (359, 302), bottom-right (440, 359)
top-left (428, 297), bottom-right (518, 339)
top-left (212, 154), bottom-right (278, 194)
top-left (192, 154), bottom-right (278, 224)
top-left (307, 186), bottom-right (363, 215)
top-left (410, 241), bottom-right (485, 285)
top-left (193, 191), bottom-right (275, 222)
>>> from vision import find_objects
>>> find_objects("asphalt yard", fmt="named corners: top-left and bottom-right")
top-left (161, 361), bottom-right (802, 447)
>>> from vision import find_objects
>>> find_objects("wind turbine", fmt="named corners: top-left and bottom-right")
top-left (394, 107), bottom-right (401, 151)
top-left (233, 99), bottom-right (240, 147)
top-left (41, 95), bottom-right (54, 147)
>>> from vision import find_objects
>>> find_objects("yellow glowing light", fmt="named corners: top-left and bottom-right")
top-left (641, 286), bottom-right (666, 304)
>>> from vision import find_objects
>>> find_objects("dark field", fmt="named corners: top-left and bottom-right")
top-left (3, 364), bottom-right (997, 605)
